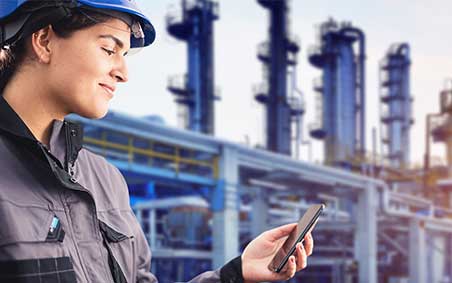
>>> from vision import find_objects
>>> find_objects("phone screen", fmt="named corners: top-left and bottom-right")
top-left (267, 204), bottom-right (324, 273)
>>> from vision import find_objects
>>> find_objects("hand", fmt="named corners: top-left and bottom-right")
top-left (241, 223), bottom-right (314, 282)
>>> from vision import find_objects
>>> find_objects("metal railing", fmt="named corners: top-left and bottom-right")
top-left (286, 33), bottom-right (301, 51)
top-left (252, 82), bottom-right (269, 97)
top-left (313, 92), bottom-right (323, 125)
top-left (313, 77), bottom-right (323, 91)
top-left (308, 122), bottom-right (322, 133)
top-left (380, 107), bottom-right (408, 122)
top-left (166, 0), bottom-right (219, 27)
top-left (165, 8), bottom-right (183, 27)
top-left (440, 86), bottom-right (452, 114)
top-left (83, 131), bottom-right (219, 179)
top-left (430, 114), bottom-right (450, 134)
top-left (287, 51), bottom-right (297, 65)
top-left (381, 127), bottom-right (389, 143)
top-left (257, 41), bottom-right (270, 61)
top-left (185, 0), bottom-right (219, 17)
top-left (287, 96), bottom-right (305, 114)
top-left (168, 74), bottom-right (189, 94)
top-left (307, 44), bottom-right (321, 59)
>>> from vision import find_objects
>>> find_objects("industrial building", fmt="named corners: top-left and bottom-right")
top-left (65, 0), bottom-right (452, 282)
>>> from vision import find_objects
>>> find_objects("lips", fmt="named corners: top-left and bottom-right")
top-left (99, 83), bottom-right (115, 98)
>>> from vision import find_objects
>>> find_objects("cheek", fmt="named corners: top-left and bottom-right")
top-left (48, 47), bottom-right (112, 117)
top-left (50, 53), bottom-right (106, 96)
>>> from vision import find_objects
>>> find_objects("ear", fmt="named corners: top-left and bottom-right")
top-left (30, 26), bottom-right (55, 64)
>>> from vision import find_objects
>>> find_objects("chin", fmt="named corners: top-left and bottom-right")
top-left (75, 106), bottom-right (109, 120)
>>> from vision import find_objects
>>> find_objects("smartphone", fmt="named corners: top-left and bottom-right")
top-left (267, 203), bottom-right (325, 273)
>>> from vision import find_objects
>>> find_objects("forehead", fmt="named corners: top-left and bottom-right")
top-left (91, 18), bottom-right (131, 48)
top-left (102, 18), bottom-right (131, 32)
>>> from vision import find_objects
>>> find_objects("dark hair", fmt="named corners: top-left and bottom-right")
top-left (0, 8), bottom-right (113, 91)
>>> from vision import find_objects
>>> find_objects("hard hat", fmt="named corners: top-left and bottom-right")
top-left (0, 0), bottom-right (156, 49)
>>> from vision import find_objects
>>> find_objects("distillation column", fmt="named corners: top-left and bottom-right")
top-left (427, 80), bottom-right (452, 282)
top-left (379, 43), bottom-right (413, 169)
top-left (431, 80), bottom-right (452, 175)
top-left (308, 19), bottom-right (366, 169)
top-left (166, 0), bottom-right (219, 134)
top-left (254, 0), bottom-right (304, 156)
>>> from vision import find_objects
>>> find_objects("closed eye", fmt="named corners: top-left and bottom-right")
top-left (102, 47), bottom-right (116, 56)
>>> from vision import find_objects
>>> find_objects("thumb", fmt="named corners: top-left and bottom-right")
top-left (263, 223), bottom-right (297, 242)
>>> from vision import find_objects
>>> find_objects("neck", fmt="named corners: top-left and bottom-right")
top-left (2, 68), bottom-right (66, 147)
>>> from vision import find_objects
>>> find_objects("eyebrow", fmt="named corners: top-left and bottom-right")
top-left (99, 34), bottom-right (125, 49)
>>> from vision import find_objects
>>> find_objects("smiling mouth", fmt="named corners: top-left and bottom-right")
top-left (99, 84), bottom-right (115, 98)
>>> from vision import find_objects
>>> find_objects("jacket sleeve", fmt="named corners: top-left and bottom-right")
top-left (130, 213), bottom-right (159, 283)
top-left (114, 165), bottom-right (159, 283)
top-left (187, 256), bottom-right (244, 283)
top-left (187, 269), bottom-right (221, 283)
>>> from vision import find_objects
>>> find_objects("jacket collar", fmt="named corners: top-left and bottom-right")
top-left (0, 95), bottom-right (36, 141)
top-left (0, 95), bottom-right (83, 168)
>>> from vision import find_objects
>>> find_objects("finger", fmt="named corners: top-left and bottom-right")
top-left (283, 255), bottom-right (297, 280)
top-left (304, 232), bottom-right (314, 256)
top-left (264, 223), bottom-right (297, 242)
top-left (295, 243), bottom-right (307, 271)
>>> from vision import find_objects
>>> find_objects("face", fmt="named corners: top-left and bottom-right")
top-left (45, 18), bottom-right (131, 119)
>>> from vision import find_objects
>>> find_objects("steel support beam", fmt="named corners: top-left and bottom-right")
top-left (355, 183), bottom-right (377, 283)
top-left (213, 146), bottom-right (240, 268)
top-left (251, 187), bottom-right (269, 237)
top-left (409, 218), bottom-right (427, 283)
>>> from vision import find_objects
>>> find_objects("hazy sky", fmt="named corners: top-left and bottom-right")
top-left (111, 0), bottom-right (452, 166)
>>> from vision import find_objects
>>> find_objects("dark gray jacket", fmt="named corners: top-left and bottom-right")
top-left (0, 95), bottom-right (242, 283)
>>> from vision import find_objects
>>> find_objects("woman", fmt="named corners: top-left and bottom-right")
top-left (0, 1), bottom-right (313, 282)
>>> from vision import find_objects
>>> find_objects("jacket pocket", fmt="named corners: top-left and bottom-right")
top-left (0, 200), bottom-right (54, 247)
top-left (0, 200), bottom-right (68, 258)
top-left (98, 210), bottom-right (137, 283)
top-left (0, 256), bottom-right (77, 283)
top-left (0, 200), bottom-right (75, 282)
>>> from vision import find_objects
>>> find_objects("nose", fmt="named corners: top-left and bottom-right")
top-left (111, 56), bottom-right (128, 83)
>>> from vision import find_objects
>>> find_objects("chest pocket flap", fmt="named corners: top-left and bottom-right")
top-left (0, 200), bottom-right (54, 247)
top-left (98, 210), bottom-right (137, 283)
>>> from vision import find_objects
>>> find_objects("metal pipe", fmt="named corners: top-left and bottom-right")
top-left (380, 184), bottom-right (452, 233)
top-left (290, 67), bottom-right (312, 161)
top-left (378, 230), bottom-right (408, 257)
top-left (396, 43), bottom-right (410, 57)
top-left (424, 113), bottom-right (442, 192)
top-left (372, 127), bottom-right (377, 177)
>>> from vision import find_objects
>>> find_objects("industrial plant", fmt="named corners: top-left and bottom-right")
top-left (66, 0), bottom-right (452, 282)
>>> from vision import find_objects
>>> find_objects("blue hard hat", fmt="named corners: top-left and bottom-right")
top-left (0, 0), bottom-right (155, 48)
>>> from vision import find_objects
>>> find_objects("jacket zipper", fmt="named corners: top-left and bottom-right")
top-left (64, 121), bottom-right (73, 174)
top-left (38, 142), bottom-right (115, 283)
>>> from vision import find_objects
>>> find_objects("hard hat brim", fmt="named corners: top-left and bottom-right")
top-left (77, 0), bottom-right (156, 47)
